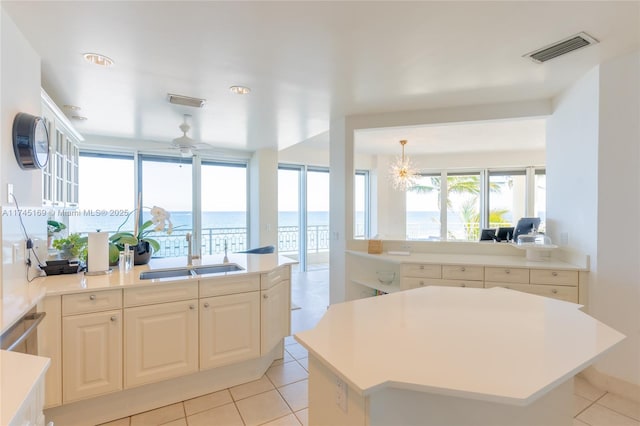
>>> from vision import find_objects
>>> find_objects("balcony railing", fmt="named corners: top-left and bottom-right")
top-left (146, 225), bottom-right (330, 258)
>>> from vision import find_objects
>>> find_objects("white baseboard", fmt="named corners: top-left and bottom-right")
top-left (579, 367), bottom-right (640, 403)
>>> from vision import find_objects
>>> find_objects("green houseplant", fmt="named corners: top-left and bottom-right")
top-left (52, 233), bottom-right (87, 260)
top-left (109, 205), bottom-right (174, 265)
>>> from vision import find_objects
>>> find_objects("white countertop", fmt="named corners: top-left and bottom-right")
top-left (294, 286), bottom-right (624, 405)
top-left (346, 249), bottom-right (586, 270)
top-left (1, 253), bottom-right (295, 334)
top-left (1, 350), bottom-right (50, 425)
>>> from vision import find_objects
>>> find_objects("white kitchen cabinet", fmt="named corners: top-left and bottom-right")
top-left (260, 280), bottom-right (290, 354)
top-left (62, 310), bottom-right (122, 403)
top-left (41, 89), bottom-right (82, 208)
top-left (346, 250), bottom-right (585, 304)
top-left (200, 292), bottom-right (260, 370)
top-left (124, 299), bottom-right (198, 388)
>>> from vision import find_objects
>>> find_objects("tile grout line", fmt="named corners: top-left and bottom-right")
top-left (574, 392), bottom-right (606, 419)
top-left (592, 393), bottom-right (640, 422)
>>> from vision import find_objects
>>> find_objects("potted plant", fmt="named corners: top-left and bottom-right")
top-left (109, 205), bottom-right (174, 265)
top-left (47, 220), bottom-right (66, 248)
top-left (52, 233), bottom-right (87, 261)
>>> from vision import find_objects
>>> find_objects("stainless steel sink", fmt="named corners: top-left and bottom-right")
top-left (139, 268), bottom-right (196, 280)
top-left (193, 264), bottom-right (244, 275)
top-left (139, 264), bottom-right (244, 280)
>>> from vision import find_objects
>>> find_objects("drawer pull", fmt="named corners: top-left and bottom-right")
top-left (419, 281), bottom-right (425, 286)
top-left (552, 272), bottom-right (558, 277)
top-left (189, 304), bottom-right (195, 310)
top-left (419, 265), bottom-right (425, 270)
top-left (460, 267), bottom-right (466, 272)
top-left (89, 295), bottom-right (96, 301)
top-left (505, 269), bottom-right (511, 274)
top-left (263, 294), bottom-right (269, 299)
top-left (110, 316), bottom-right (117, 322)
top-left (551, 289), bottom-right (558, 294)
top-left (204, 302), bottom-right (210, 308)
top-left (460, 284), bottom-right (466, 288)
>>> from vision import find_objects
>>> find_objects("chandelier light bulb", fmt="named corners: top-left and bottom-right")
top-left (389, 140), bottom-right (417, 191)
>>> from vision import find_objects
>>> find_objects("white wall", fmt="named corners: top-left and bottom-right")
top-left (546, 68), bottom-right (600, 254)
top-left (248, 149), bottom-right (278, 248)
top-left (594, 51), bottom-right (640, 386)
top-left (547, 50), bottom-right (640, 387)
top-left (1, 9), bottom-right (46, 295)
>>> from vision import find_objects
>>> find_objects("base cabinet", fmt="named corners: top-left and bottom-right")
top-left (124, 300), bottom-right (199, 388)
top-left (261, 280), bottom-right (290, 354)
top-left (200, 292), bottom-right (260, 370)
top-left (62, 310), bottom-right (122, 403)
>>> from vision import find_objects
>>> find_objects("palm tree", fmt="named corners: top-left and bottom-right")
top-left (409, 175), bottom-right (509, 240)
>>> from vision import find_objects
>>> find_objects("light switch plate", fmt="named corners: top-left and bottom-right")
top-left (336, 378), bottom-right (348, 413)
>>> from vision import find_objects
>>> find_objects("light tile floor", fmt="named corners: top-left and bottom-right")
top-left (98, 265), bottom-right (640, 426)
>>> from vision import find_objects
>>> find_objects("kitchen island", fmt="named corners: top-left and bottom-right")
top-left (29, 252), bottom-right (295, 426)
top-left (295, 286), bottom-right (624, 426)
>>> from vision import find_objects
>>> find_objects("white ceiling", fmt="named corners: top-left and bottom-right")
top-left (3, 1), bottom-right (639, 155)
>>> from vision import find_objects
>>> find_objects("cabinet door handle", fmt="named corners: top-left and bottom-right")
top-left (505, 269), bottom-right (511, 274)
top-left (460, 283), bottom-right (466, 287)
top-left (552, 271), bottom-right (558, 277)
top-left (551, 289), bottom-right (558, 294)
top-left (419, 265), bottom-right (425, 270)
top-left (89, 295), bottom-right (96, 301)
top-left (263, 294), bottom-right (269, 299)
top-left (419, 280), bottom-right (425, 286)
top-left (110, 316), bottom-right (117, 322)
top-left (189, 304), bottom-right (195, 310)
top-left (460, 267), bottom-right (466, 272)
top-left (203, 303), bottom-right (210, 308)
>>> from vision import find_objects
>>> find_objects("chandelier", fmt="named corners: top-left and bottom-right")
top-left (389, 140), bottom-right (417, 191)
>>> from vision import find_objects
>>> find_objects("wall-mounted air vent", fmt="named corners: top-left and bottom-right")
top-left (524, 32), bottom-right (599, 64)
top-left (167, 93), bottom-right (207, 108)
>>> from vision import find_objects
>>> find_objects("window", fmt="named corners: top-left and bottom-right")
top-left (446, 172), bottom-right (481, 241)
top-left (404, 168), bottom-right (543, 241)
top-left (70, 153), bottom-right (135, 233)
top-left (534, 169), bottom-right (546, 231)
top-left (140, 155), bottom-right (193, 258)
top-left (488, 170), bottom-right (527, 228)
top-left (354, 170), bottom-right (370, 239)
top-left (200, 161), bottom-right (248, 254)
top-left (406, 174), bottom-right (442, 240)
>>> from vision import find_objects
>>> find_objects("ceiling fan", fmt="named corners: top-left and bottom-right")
top-left (170, 114), bottom-right (211, 157)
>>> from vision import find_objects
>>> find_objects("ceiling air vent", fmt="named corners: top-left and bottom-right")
top-left (167, 93), bottom-right (207, 108)
top-left (524, 32), bottom-right (598, 64)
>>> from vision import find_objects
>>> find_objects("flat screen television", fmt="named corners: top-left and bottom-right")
top-left (513, 217), bottom-right (541, 242)
top-left (496, 227), bottom-right (514, 242)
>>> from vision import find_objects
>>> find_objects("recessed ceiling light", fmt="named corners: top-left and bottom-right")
top-left (229, 86), bottom-right (251, 95)
top-left (83, 52), bottom-right (114, 67)
top-left (71, 115), bottom-right (88, 121)
top-left (63, 105), bottom-right (81, 111)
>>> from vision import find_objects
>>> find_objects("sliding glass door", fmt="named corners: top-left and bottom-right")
top-left (278, 165), bottom-right (330, 271)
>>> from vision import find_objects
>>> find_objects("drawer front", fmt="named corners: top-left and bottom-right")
top-left (62, 289), bottom-right (122, 316)
top-left (400, 263), bottom-right (442, 279)
top-left (438, 279), bottom-right (484, 289)
top-left (442, 265), bottom-right (484, 281)
top-left (124, 282), bottom-right (198, 307)
top-left (401, 277), bottom-right (443, 290)
top-left (485, 282), bottom-right (578, 303)
top-left (261, 265), bottom-right (290, 290)
top-left (484, 267), bottom-right (529, 284)
top-left (529, 269), bottom-right (578, 286)
top-left (200, 274), bottom-right (260, 297)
